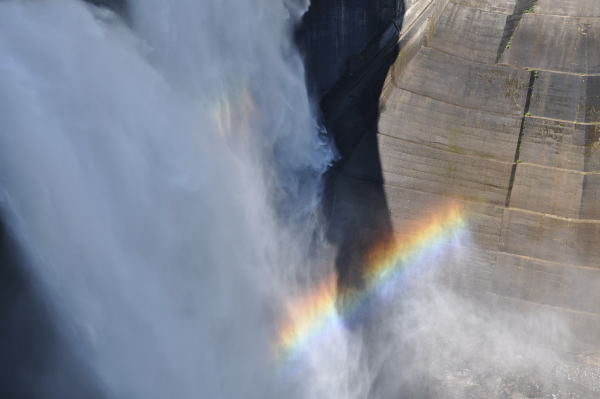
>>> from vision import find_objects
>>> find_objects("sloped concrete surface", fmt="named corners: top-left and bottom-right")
top-left (451, 0), bottom-right (516, 14)
top-left (394, 47), bottom-right (530, 114)
top-left (379, 90), bottom-right (522, 162)
top-left (527, 73), bottom-right (600, 123)
top-left (429, 3), bottom-right (509, 63)
top-left (502, 14), bottom-right (600, 74)
top-left (519, 119), bottom-right (600, 171)
top-left (535, 0), bottom-right (600, 17)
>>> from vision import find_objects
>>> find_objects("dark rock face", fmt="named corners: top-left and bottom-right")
top-left (296, 2), bottom-right (409, 298)
top-left (296, 0), bottom-right (403, 97)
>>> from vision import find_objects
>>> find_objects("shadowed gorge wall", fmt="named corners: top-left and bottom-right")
top-left (298, 0), bottom-right (411, 294)
top-left (317, 0), bottom-right (600, 395)
top-left (296, 0), bottom-right (405, 97)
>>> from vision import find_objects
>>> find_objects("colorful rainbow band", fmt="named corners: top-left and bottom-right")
top-left (276, 202), bottom-right (467, 361)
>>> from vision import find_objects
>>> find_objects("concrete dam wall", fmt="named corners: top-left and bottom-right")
top-left (317, 0), bottom-right (600, 383)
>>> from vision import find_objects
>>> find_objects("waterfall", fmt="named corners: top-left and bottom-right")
top-left (0, 1), bottom-right (348, 398)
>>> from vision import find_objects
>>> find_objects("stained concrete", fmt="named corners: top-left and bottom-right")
top-left (509, 163), bottom-right (585, 218)
top-left (528, 73), bottom-right (600, 123)
top-left (378, 89), bottom-right (522, 162)
top-left (394, 47), bottom-right (530, 115)
top-left (450, 0), bottom-right (516, 14)
top-left (519, 118), bottom-right (600, 171)
top-left (535, 0), bottom-right (600, 17)
top-left (502, 14), bottom-right (600, 74)
top-left (429, 2), bottom-right (510, 63)
top-left (500, 208), bottom-right (600, 267)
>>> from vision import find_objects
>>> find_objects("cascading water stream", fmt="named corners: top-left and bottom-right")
top-left (0, 1), bottom-right (354, 398)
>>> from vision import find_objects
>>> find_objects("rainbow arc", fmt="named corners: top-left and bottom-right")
top-left (276, 202), bottom-right (467, 360)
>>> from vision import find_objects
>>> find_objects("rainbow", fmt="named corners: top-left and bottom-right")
top-left (275, 202), bottom-right (467, 361)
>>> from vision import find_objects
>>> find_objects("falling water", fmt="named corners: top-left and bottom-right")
top-left (0, 0), bottom-right (347, 398)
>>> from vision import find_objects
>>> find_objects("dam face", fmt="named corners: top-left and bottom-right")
top-left (314, 0), bottom-right (600, 396)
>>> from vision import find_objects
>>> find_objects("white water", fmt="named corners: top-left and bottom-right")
top-left (0, 1), bottom-right (350, 398)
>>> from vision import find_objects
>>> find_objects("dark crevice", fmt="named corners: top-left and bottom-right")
top-left (495, 0), bottom-right (538, 63)
top-left (505, 70), bottom-right (537, 207)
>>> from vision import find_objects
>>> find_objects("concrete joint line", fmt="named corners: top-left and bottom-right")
top-left (376, 131), bottom-right (516, 165)
top-left (526, 115), bottom-right (600, 126)
top-left (488, 292), bottom-right (600, 318)
top-left (508, 206), bottom-right (600, 224)
top-left (514, 162), bottom-right (600, 176)
top-left (429, 44), bottom-right (600, 77)
top-left (497, 251), bottom-right (600, 272)
top-left (392, 84), bottom-right (523, 117)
